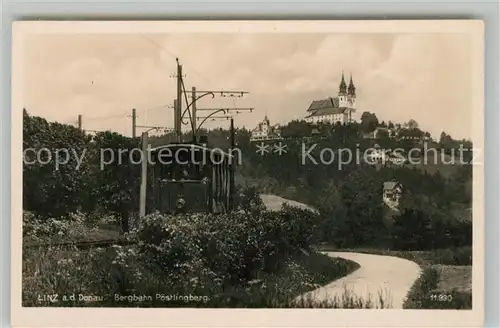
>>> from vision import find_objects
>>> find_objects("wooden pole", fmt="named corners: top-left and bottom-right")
top-left (132, 108), bottom-right (137, 138)
top-left (174, 99), bottom-right (181, 142)
top-left (229, 118), bottom-right (235, 210)
top-left (192, 86), bottom-right (197, 142)
top-left (176, 60), bottom-right (183, 143)
top-left (139, 131), bottom-right (148, 218)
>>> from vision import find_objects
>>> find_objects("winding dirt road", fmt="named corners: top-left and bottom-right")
top-left (260, 194), bottom-right (422, 309)
top-left (298, 252), bottom-right (422, 308)
top-left (260, 194), bottom-right (318, 214)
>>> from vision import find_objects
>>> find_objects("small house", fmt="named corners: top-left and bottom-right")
top-left (251, 116), bottom-right (281, 141)
top-left (383, 181), bottom-right (403, 208)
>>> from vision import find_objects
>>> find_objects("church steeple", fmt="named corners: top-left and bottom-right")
top-left (338, 71), bottom-right (357, 110)
top-left (348, 74), bottom-right (356, 96)
top-left (339, 71), bottom-right (347, 95)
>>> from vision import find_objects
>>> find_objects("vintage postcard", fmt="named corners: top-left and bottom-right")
top-left (12, 20), bottom-right (484, 327)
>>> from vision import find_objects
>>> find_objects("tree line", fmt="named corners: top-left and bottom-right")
top-left (23, 110), bottom-right (472, 250)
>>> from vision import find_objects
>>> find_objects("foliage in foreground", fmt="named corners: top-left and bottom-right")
top-left (23, 207), bottom-right (361, 308)
top-left (294, 285), bottom-right (391, 309)
top-left (22, 246), bottom-right (359, 308)
top-left (403, 266), bottom-right (472, 309)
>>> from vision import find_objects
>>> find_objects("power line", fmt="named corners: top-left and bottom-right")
top-left (139, 34), bottom-right (177, 60)
top-left (196, 107), bottom-right (254, 112)
top-left (143, 104), bottom-right (171, 113)
top-left (138, 34), bottom-right (215, 87)
top-left (196, 116), bottom-right (232, 120)
top-left (85, 111), bottom-right (129, 122)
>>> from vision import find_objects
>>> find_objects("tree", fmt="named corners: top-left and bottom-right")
top-left (91, 132), bottom-right (140, 233)
top-left (280, 120), bottom-right (312, 138)
top-left (439, 131), bottom-right (452, 145)
top-left (407, 119), bottom-right (419, 130)
top-left (388, 121), bottom-right (395, 129)
top-left (377, 128), bottom-right (390, 140)
top-left (23, 115), bottom-right (93, 218)
top-left (340, 169), bottom-right (388, 246)
top-left (392, 208), bottom-right (433, 250)
top-left (360, 112), bottom-right (379, 133)
top-left (314, 181), bottom-right (348, 245)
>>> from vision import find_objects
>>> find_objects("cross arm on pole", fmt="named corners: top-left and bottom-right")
top-left (196, 107), bottom-right (254, 112)
top-left (191, 90), bottom-right (249, 95)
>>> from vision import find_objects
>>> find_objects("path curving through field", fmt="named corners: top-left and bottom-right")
top-left (298, 252), bottom-right (421, 308)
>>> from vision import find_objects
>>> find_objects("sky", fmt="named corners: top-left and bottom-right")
top-left (23, 32), bottom-right (474, 139)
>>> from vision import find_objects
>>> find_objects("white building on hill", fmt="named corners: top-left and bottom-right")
top-left (251, 116), bottom-right (281, 141)
top-left (305, 72), bottom-right (356, 125)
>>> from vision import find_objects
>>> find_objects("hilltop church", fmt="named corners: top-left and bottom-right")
top-left (305, 72), bottom-right (356, 125)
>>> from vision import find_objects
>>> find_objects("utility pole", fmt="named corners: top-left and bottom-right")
top-left (173, 58), bottom-right (252, 143)
top-left (176, 59), bottom-right (183, 143)
top-left (192, 86), bottom-right (197, 142)
top-left (139, 131), bottom-right (148, 218)
top-left (230, 117), bottom-right (235, 150)
top-left (78, 115), bottom-right (82, 131)
top-left (131, 108), bottom-right (137, 138)
top-left (229, 117), bottom-right (235, 210)
top-left (174, 99), bottom-right (181, 142)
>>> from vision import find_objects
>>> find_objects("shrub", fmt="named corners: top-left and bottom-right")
top-left (131, 207), bottom-right (321, 289)
top-left (23, 210), bottom-right (90, 243)
top-left (431, 247), bottom-right (472, 266)
top-left (234, 185), bottom-right (266, 214)
top-left (404, 266), bottom-right (472, 309)
top-left (392, 208), bottom-right (472, 251)
top-left (23, 115), bottom-right (93, 218)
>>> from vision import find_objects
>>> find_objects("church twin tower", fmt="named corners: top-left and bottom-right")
top-left (338, 71), bottom-right (356, 109)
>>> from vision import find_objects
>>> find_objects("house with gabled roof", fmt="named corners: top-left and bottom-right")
top-left (383, 181), bottom-right (403, 210)
top-left (250, 116), bottom-right (281, 141)
top-left (305, 72), bottom-right (356, 125)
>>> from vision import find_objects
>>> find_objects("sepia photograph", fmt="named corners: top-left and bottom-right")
top-left (12, 20), bottom-right (484, 327)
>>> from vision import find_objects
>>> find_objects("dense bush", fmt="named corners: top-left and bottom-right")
top-left (90, 132), bottom-right (141, 232)
top-left (234, 184), bottom-right (266, 215)
top-left (23, 211), bottom-right (87, 243)
top-left (132, 206), bottom-right (321, 288)
top-left (392, 208), bottom-right (472, 251)
top-left (23, 115), bottom-right (93, 218)
top-left (22, 207), bottom-right (361, 308)
top-left (23, 113), bottom-right (140, 231)
top-left (403, 266), bottom-right (472, 309)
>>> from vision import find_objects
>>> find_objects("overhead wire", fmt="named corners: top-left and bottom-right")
top-left (138, 33), bottom-right (217, 88)
top-left (84, 111), bottom-right (129, 122)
